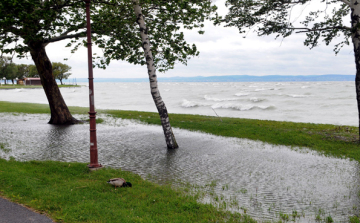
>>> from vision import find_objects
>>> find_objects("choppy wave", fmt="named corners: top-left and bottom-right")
top-left (1, 81), bottom-right (355, 126)
top-left (181, 99), bottom-right (209, 108)
top-left (249, 97), bottom-right (266, 102)
top-left (287, 94), bottom-right (311, 98)
top-left (235, 92), bottom-right (250, 97)
top-left (204, 95), bottom-right (239, 102)
top-left (182, 99), bottom-right (275, 111)
top-left (269, 88), bottom-right (281, 91)
top-left (211, 103), bottom-right (275, 111)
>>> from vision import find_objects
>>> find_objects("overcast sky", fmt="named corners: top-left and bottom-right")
top-left (12, 0), bottom-right (355, 79)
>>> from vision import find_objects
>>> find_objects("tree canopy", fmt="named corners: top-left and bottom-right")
top-left (1, 0), bottom-right (217, 71)
top-left (28, 65), bottom-right (39, 77)
top-left (222, 0), bottom-right (351, 54)
top-left (16, 64), bottom-right (31, 78)
top-left (52, 62), bottom-right (71, 85)
top-left (0, 0), bottom-right (217, 124)
top-left (0, 58), bottom-right (40, 81)
top-left (0, 57), bottom-right (18, 81)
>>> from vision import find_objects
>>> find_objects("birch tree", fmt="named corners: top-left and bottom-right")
top-left (132, 0), bottom-right (178, 149)
top-left (221, 0), bottom-right (360, 138)
top-left (95, 0), bottom-right (216, 149)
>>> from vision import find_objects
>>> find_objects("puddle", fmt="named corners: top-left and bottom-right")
top-left (0, 113), bottom-right (359, 222)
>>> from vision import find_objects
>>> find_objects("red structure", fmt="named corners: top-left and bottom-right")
top-left (85, 0), bottom-right (102, 169)
top-left (22, 78), bottom-right (41, 85)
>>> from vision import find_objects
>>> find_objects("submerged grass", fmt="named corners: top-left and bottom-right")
top-left (105, 110), bottom-right (360, 162)
top-left (1, 101), bottom-right (360, 222)
top-left (0, 159), bottom-right (252, 222)
top-left (0, 101), bottom-right (359, 161)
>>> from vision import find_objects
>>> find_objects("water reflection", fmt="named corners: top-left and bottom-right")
top-left (0, 113), bottom-right (359, 222)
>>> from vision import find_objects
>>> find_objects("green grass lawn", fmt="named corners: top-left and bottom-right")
top-left (0, 101), bottom-right (359, 222)
top-left (0, 84), bottom-right (80, 89)
top-left (0, 159), bottom-right (254, 223)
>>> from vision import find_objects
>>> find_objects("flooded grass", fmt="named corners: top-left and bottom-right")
top-left (1, 102), bottom-right (360, 222)
top-left (1, 101), bottom-right (359, 162)
top-left (104, 109), bottom-right (360, 162)
top-left (0, 142), bottom-right (10, 153)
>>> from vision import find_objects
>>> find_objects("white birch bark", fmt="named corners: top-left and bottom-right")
top-left (132, 0), bottom-right (179, 149)
top-left (351, 2), bottom-right (360, 138)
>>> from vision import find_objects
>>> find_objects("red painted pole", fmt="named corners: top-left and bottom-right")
top-left (85, 0), bottom-right (102, 169)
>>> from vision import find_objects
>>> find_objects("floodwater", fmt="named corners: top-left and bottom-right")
top-left (0, 113), bottom-right (359, 222)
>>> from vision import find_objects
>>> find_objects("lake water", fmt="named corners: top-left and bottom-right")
top-left (0, 81), bottom-right (359, 222)
top-left (0, 81), bottom-right (357, 126)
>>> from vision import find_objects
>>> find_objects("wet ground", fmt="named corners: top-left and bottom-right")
top-left (0, 113), bottom-right (359, 222)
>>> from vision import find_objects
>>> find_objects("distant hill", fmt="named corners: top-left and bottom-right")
top-left (75, 74), bottom-right (354, 83)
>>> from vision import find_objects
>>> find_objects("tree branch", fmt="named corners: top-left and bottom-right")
top-left (50, 0), bottom-right (79, 11)
top-left (44, 32), bottom-right (87, 44)
top-left (291, 26), bottom-right (351, 33)
top-left (2, 26), bottom-right (24, 37)
top-left (92, 0), bottom-right (118, 6)
top-left (337, 0), bottom-right (352, 7)
top-left (59, 22), bottom-right (86, 37)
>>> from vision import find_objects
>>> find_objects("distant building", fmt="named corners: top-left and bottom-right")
top-left (17, 79), bottom-right (24, 85)
top-left (19, 78), bottom-right (42, 85)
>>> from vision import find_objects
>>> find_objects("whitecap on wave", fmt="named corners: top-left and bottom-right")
top-left (204, 95), bottom-right (238, 102)
top-left (181, 99), bottom-right (206, 108)
top-left (181, 99), bottom-right (275, 111)
top-left (235, 92), bottom-right (250, 97)
top-left (249, 97), bottom-right (266, 102)
top-left (211, 103), bottom-right (275, 111)
top-left (286, 94), bottom-right (311, 98)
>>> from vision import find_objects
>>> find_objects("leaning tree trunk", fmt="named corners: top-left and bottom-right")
top-left (29, 41), bottom-right (79, 124)
top-left (351, 7), bottom-right (360, 140)
top-left (133, 0), bottom-right (179, 149)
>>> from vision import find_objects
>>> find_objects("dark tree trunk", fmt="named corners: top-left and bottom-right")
top-left (351, 8), bottom-right (360, 139)
top-left (354, 57), bottom-right (360, 140)
top-left (29, 42), bottom-right (79, 124)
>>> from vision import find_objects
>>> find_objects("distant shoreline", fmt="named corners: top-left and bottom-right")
top-left (73, 74), bottom-right (354, 83)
